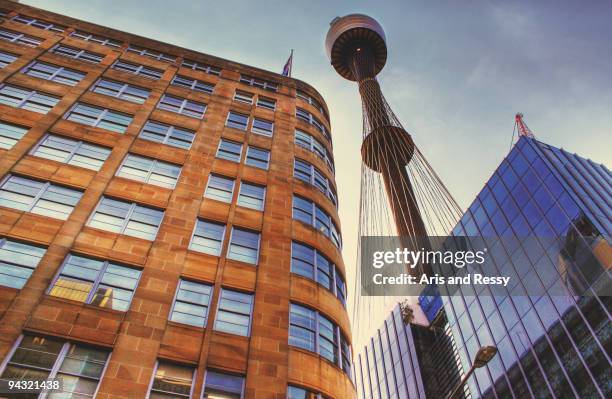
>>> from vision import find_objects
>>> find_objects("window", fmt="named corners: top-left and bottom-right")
top-left (234, 90), bottom-right (253, 104)
top-left (295, 130), bottom-right (334, 172)
top-left (289, 304), bottom-right (350, 372)
top-left (51, 45), bottom-right (104, 63)
top-left (171, 75), bottom-right (214, 93)
top-left (292, 195), bottom-right (342, 249)
top-left (214, 289), bottom-right (254, 336)
top-left (117, 154), bottom-right (181, 188)
top-left (0, 28), bottom-right (42, 47)
top-left (203, 370), bottom-right (244, 399)
top-left (296, 89), bottom-right (329, 122)
top-left (149, 361), bottom-right (194, 398)
top-left (88, 197), bottom-right (164, 240)
top-left (69, 30), bottom-right (121, 47)
top-left (157, 95), bottom-right (206, 118)
top-left (112, 60), bottom-right (163, 80)
top-left (291, 241), bottom-right (346, 305)
top-left (49, 254), bottom-right (141, 311)
top-left (245, 146), bottom-right (270, 170)
top-left (189, 219), bottom-right (226, 256)
top-left (216, 139), bottom-right (243, 162)
top-left (139, 120), bottom-right (195, 149)
top-left (288, 386), bottom-right (326, 399)
top-left (0, 85), bottom-right (59, 114)
top-left (294, 159), bottom-right (337, 207)
top-left (0, 175), bottom-right (82, 220)
top-left (0, 121), bottom-right (28, 149)
top-left (240, 74), bottom-right (278, 92)
top-left (127, 45), bottom-right (175, 62)
top-left (170, 279), bottom-right (212, 327)
top-left (0, 238), bottom-right (45, 289)
top-left (65, 103), bottom-right (133, 133)
top-left (205, 174), bottom-right (235, 203)
top-left (31, 134), bottom-right (111, 171)
top-left (340, 335), bottom-right (352, 376)
top-left (251, 117), bottom-right (274, 137)
top-left (181, 59), bottom-right (221, 75)
top-left (227, 228), bottom-right (260, 265)
top-left (11, 15), bottom-right (66, 32)
top-left (0, 51), bottom-right (17, 68)
top-left (0, 335), bottom-right (109, 397)
top-left (226, 111), bottom-right (248, 130)
top-left (296, 107), bottom-right (331, 144)
top-left (22, 61), bottom-right (86, 86)
top-left (256, 96), bottom-right (276, 110)
top-left (91, 79), bottom-right (150, 104)
top-left (237, 182), bottom-right (265, 211)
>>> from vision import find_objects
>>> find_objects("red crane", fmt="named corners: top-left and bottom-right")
top-left (515, 113), bottom-right (535, 138)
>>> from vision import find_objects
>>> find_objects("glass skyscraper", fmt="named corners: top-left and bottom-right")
top-left (442, 136), bottom-right (611, 398)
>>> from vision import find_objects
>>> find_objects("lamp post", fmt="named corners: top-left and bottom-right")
top-left (446, 345), bottom-right (498, 399)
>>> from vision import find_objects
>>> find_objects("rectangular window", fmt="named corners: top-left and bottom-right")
top-left (31, 134), bottom-right (111, 171)
top-left (112, 60), bottom-right (163, 80)
top-left (214, 289), bottom-right (254, 336)
top-left (171, 75), bottom-right (214, 93)
top-left (289, 303), bottom-right (316, 352)
top-left (295, 130), bottom-right (334, 172)
top-left (341, 334), bottom-right (352, 376)
top-left (251, 118), bottom-right (273, 137)
top-left (227, 228), bottom-right (260, 265)
top-left (51, 45), bottom-right (104, 63)
top-left (0, 121), bottom-right (28, 149)
top-left (0, 28), bottom-right (42, 47)
top-left (22, 61), bottom-right (86, 86)
top-left (70, 30), bottom-right (122, 47)
top-left (226, 111), bottom-right (248, 130)
top-left (288, 386), bottom-right (324, 399)
top-left (245, 146), bottom-right (270, 170)
top-left (318, 314), bottom-right (338, 363)
top-left (240, 74), bottom-right (278, 92)
top-left (292, 195), bottom-right (314, 225)
top-left (49, 254), bottom-right (141, 311)
top-left (0, 175), bottom-right (82, 220)
top-left (0, 238), bottom-right (45, 289)
top-left (181, 59), bottom-right (221, 75)
top-left (0, 85), bottom-right (59, 114)
top-left (237, 182), bottom-right (265, 211)
top-left (294, 159), bottom-right (337, 208)
top-left (88, 197), bottom-right (164, 240)
top-left (65, 103), bottom-right (133, 133)
top-left (149, 361), bottom-right (194, 398)
top-left (217, 139), bottom-right (243, 162)
top-left (139, 120), bottom-right (195, 149)
top-left (0, 335), bottom-right (109, 397)
top-left (117, 154), bottom-right (181, 189)
top-left (256, 96), bottom-right (276, 110)
top-left (11, 15), bottom-right (66, 32)
top-left (157, 95), bottom-right (206, 118)
top-left (0, 51), bottom-right (17, 68)
top-left (203, 370), bottom-right (244, 398)
top-left (234, 90), bottom-right (253, 104)
top-left (91, 79), bottom-right (150, 104)
top-left (170, 279), bottom-right (212, 328)
top-left (189, 219), bottom-right (226, 256)
top-left (205, 174), bottom-right (235, 203)
top-left (127, 45), bottom-right (175, 62)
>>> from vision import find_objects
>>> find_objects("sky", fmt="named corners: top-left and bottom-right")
top-left (22, 0), bottom-right (612, 346)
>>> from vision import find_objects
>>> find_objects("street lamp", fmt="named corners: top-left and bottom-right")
top-left (446, 345), bottom-right (498, 399)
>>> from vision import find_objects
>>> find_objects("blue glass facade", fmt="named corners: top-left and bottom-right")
top-left (355, 303), bottom-right (464, 399)
top-left (443, 136), bottom-right (611, 398)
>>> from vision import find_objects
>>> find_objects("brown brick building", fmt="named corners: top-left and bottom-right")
top-left (0, 1), bottom-right (355, 398)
